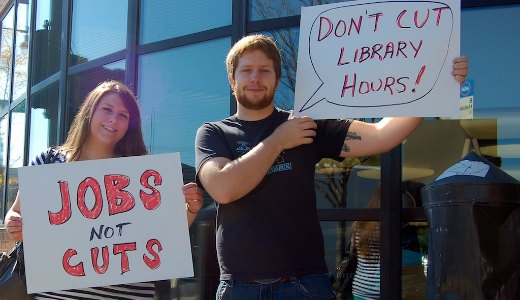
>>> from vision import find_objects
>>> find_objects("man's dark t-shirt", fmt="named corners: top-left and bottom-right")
top-left (195, 108), bottom-right (350, 280)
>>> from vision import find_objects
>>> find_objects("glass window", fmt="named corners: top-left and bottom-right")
top-left (462, 5), bottom-right (520, 115)
top-left (260, 28), bottom-right (385, 211)
top-left (69, 0), bottom-right (127, 65)
top-left (0, 113), bottom-right (8, 220)
top-left (322, 220), bottom-right (355, 271)
top-left (260, 29), bottom-right (300, 110)
top-left (402, 5), bottom-right (520, 194)
top-left (460, 5), bottom-right (520, 180)
top-left (323, 220), bottom-right (381, 297)
top-left (315, 156), bottom-right (381, 209)
top-left (66, 60), bottom-right (125, 129)
top-left (6, 101), bottom-right (25, 209)
top-left (250, 0), bottom-right (347, 21)
top-left (140, 0), bottom-right (232, 44)
top-left (402, 221), bottom-right (428, 299)
top-left (31, 0), bottom-right (63, 85)
top-left (137, 38), bottom-right (230, 175)
top-left (13, 0), bottom-right (31, 101)
top-left (403, 119), bottom-right (469, 190)
top-left (0, 8), bottom-right (14, 108)
top-left (28, 82), bottom-right (59, 160)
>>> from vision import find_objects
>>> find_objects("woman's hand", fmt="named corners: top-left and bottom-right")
top-left (4, 212), bottom-right (23, 242)
top-left (183, 182), bottom-right (204, 226)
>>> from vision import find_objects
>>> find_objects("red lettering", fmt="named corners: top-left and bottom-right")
top-left (398, 8), bottom-right (445, 29)
top-left (334, 20), bottom-right (347, 37)
top-left (341, 73), bottom-right (356, 98)
top-left (397, 77), bottom-right (409, 93)
top-left (62, 249), bottom-right (85, 277)
top-left (384, 42), bottom-right (395, 59)
top-left (105, 174), bottom-right (135, 215)
top-left (410, 40), bottom-right (423, 58)
top-left (49, 181), bottom-right (72, 225)
top-left (414, 9), bottom-right (430, 28)
top-left (359, 81), bottom-right (371, 95)
top-left (113, 242), bottom-right (137, 274)
top-left (368, 12), bottom-right (383, 32)
top-left (51, 171), bottom-right (167, 222)
top-left (337, 47), bottom-right (349, 65)
top-left (384, 77), bottom-right (396, 95)
top-left (77, 177), bottom-right (103, 219)
top-left (433, 7), bottom-right (450, 26)
top-left (317, 15), bottom-right (363, 41)
top-left (348, 16), bottom-right (362, 35)
top-left (396, 41), bottom-right (408, 58)
top-left (143, 239), bottom-right (162, 270)
top-left (359, 47), bottom-right (371, 63)
top-left (341, 75), bottom-right (410, 98)
top-left (397, 10), bottom-right (409, 28)
top-left (371, 79), bottom-right (383, 92)
top-left (318, 17), bottom-right (333, 41)
top-left (91, 246), bottom-right (110, 274)
top-left (140, 170), bottom-right (162, 210)
top-left (371, 44), bottom-right (383, 61)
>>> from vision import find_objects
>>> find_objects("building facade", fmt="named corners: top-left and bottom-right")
top-left (0, 0), bottom-right (519, 299)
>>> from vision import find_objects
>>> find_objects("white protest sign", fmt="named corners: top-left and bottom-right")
top-left (294, 0), bottom-right (461, 118)
top-left (18, 153), bottom-right (193, 293)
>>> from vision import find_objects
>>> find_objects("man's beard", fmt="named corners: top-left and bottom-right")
top-left (235, 90), bottom-right (275, 110)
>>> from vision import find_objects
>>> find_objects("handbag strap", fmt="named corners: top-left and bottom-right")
top-left (14, 242), bottom-right (24, 264)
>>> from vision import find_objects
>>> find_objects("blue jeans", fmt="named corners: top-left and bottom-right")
top-left (216, 274), bottom-right (335, 300)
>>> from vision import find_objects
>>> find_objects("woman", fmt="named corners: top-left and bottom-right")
top-left (351, 189), bottom-right (381, 300)
top-left (4, 80), bottom-right (203, 299)
top-left (350, 185), bottom-right (425, 300)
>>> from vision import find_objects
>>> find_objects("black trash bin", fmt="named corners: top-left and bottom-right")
top-left (421, 151), bottom-right (520, 300)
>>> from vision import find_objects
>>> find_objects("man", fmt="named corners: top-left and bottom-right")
top-left (195, 34), bottom-right (468, 299)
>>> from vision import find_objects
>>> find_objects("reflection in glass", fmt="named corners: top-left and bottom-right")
top-left (13, 1), bottom-right (31, 101)
top-left (138, 38), bottom-right (230, 174)
top-left (402, 221), bottom-right (428, 300)
top-left (0, 8), bottom-right (14, 107)
top-left (462, 5), bottom-right (520, 113)
top-left (250, 0), bottom-right (345, 21)
top-left (0, 113), bottom-right (8, 219)
top-left (7, 101), bottom-right (26, 209)
top-left (262, 27), bottom-right (384, 211)
top-left (402, 119), bottom-right (480, 190)
top-left (315, 155), bottom-right (381, 209)
top-left (29, 82), bottom-right (59, 161)
top-left (350, 217), bottom-right (381, 299)
top-left (69, 0), bottom-right (127, 65)
top-left (31, 0), bottom-right (62, 85)
top-left (66, 60), bottom-right (125, 130)
top-left (321, 220), bottom-right (356, 274)
top-left (140, 0), bottom-right (232, 44)
top-left (261, 29), bottom-right (300, 110)
top-left (461, 6), bottom-right (520, 180)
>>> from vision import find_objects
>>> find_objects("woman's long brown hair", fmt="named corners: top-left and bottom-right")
top-left (59, 80), bottom-right (148, 161)
top-left (352, 186), bottom-right (381, 257)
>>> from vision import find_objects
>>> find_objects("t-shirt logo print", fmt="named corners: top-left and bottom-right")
top-left (268, 152), bottom-right (292, 174)
top-left (236, 141), bottom-right (251, 155)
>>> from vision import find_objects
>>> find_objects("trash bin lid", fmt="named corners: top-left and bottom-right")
top-left (428, 151), bottom-right (519, 186)
top-left (422, 151), bottom-right (520, 206)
